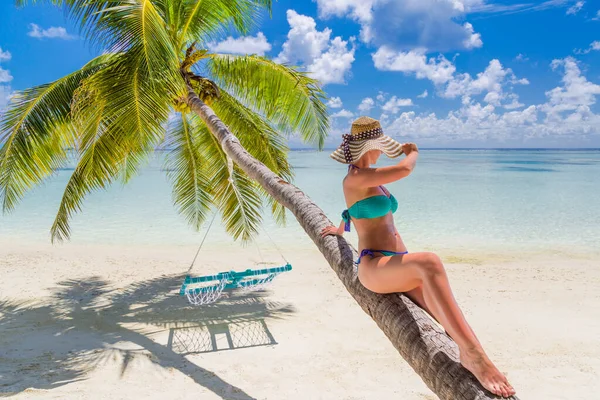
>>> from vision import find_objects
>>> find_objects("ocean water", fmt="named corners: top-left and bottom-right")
top-left (1, 149), bottom-right (599, 258)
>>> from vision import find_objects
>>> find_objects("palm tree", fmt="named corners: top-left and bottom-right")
top-left (1, 1), bottom-right (518, 399)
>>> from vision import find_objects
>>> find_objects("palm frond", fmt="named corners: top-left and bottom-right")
top-left (50, 110), bottom-right (128, 242)
top-left (177, 0), bottom-right (273, 51)
top-left (192, 116), bottom-right (263, 242)
top-left (21, 1), bottom-right (179, 81)
top-left (210, 88), bottom-right (293, 226)
top-left (92, 1), bottom-right (179, 83)
top-left (0, 54), bottom-right (114, 212)
top-left (153, 0), bottom-right (185, 45)
top-left (49, 49), bottom-right (176, 241)
top-left (207, 54), bottom-right (329, 149)
top-left (75, 51), bottom-right (174, 182)
top-left (210, 89), bottom-right (293, 180)
top-left (164, 112), bottom-right (213, 230)
top-left (260, 186), bottom-right (287, 226)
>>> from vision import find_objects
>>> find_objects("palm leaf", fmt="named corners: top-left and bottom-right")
top-left (50, 102), bottom-right (128, 242)
top-left (164, 112), bottom-right (213, 230)
top-left (76, 51), bottom-right (174, 182)
top-left (210, 89), bottom-right (294, 225)
top-left (210, 89), bottom-right (293, 180)
top-left (207, 54), bottom-right (329, 149)
top-left (176, 0), bottom-right (272, 51)
top-left (0, 54), bottom-right (114, 212)
top-left (50, 50), bottom-right (175, 241)
top-left (192, 116), bottom-right (263, 242)
top-left (18, 1), bottom-right (179, 82)
top-left (92, 1), bottom-right (179, 84)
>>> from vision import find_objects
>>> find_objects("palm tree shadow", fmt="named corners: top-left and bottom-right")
top-left (0, 273), bottom-right (295, 399)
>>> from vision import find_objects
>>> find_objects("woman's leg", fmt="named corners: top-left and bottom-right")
top-left (358, 252), bottom-right (515, 398)
top-left (404, 285), bottom-right (455, 334)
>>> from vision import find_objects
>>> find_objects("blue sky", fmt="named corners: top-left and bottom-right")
top-left (1, 0), bottom-right (599, 148)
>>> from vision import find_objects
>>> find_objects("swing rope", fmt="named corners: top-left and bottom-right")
top-left (261, 224), bottom-right (289, 264)
top-left (181, 209), bottom-right (292, 306)
top-left (187, 211), bottom-right (219, 274)
top-left (181, 153), bottom-right (291, 306)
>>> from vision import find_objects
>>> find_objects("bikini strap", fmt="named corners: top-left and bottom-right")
top-left (379, 185), bottom-right (390, 198)
top-left (341, 209), bottom-right (351, 232)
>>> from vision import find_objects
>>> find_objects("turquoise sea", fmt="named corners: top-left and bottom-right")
top-left (1, 149), bottom-right (599, 258)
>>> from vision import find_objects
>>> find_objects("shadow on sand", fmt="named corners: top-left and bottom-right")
top-left (0, 273), bottom-right (295, 399)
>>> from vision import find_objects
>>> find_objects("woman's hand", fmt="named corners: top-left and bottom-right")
top-left (320, 225), bottom-right (342, 238)
top-left (401, 142), bottom-right (419, 156)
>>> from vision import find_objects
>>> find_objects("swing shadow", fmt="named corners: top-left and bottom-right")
top-left (0, 273), bottom-right (295, 399)
top-left (167, 318), bottom-right (277, 355)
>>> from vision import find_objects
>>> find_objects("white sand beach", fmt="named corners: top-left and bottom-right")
top-left (1, 240), bottom-right (599, 400)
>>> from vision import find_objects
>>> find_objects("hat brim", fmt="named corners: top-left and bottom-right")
top-left (329, 135), bottom-right (404, 164)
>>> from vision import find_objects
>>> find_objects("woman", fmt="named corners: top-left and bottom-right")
top-left (321, 117), bottom-right (515, 398)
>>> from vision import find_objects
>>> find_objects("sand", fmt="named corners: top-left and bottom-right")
top-left (1, 239), bottom-right (599, 400)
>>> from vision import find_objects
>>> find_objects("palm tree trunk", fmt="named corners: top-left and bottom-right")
top-left (185, 85), bottom-right (519, 400)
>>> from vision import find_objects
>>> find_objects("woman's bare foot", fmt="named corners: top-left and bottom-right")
top-left (459, 346), bottom-right (516, 398)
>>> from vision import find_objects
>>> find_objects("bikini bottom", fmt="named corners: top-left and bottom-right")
top-left (355, 249), bottom-right (408, 265)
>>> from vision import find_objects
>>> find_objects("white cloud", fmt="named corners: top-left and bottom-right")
top-left (275, 10), bottom-right (355, 85)
top-left (381, 96), bottom-right (413, 114)
top-left (372, 47), bottom-right (456, 84)
top-left (417, 90), bottom-right (428, 98)
top-left (457, 101), bottom-right (496, 121)
top-left (28, 23), bottom-right (76, 40)
top-left (462, 22), bottom-right (483, 49)
top-left (378, 57), bottom-right (600, 143)
top-left (574, 40), bottom-right (600, 54)
top-left (374, 52), bottom-right (528, 109)
top-left (541, 57), bottom-right (600, 115)
top-left (483, 91), bottom-right (502, 105)
top-left (331, 109), bottom-right (354, 118)
top-left (315, 0), bottom-right (374, 21)
top-left (0, 47), bottom-right (13, 104)
top-left (566, 1), bottom-right (584, 15)
top-left (442, 59), bottom-right (528, 107)
top-left (515, 53), bottom-right (529, 62)
top-left (0, 47), bottom-right (11, 84)
top-left (503, 94), bottom-right (525, 109)
top-left (470, 0), bottom-right (575, 16)
top-left (318, 55), bottom-right (600, 147)
top-left (0, 47), bottom-right (11, 62)
top-left (309, 37), bottom-right (356, 84)
top-left (501, 105), bottom-right (538, 125)
top-left (511, 76), bottom-right (530, 85)
top-left (327, 96), bottom-right (343, 108)
top-left (0, 85), bottom-right (14, 110)
top-left (315, 0), bottom-right (483, 52)
top-left (0, 68), bottom-right (12, 84)
top-left (358, 97), bottom-right (375, 112)
top-left (207, 32), bottom-right (271, 56)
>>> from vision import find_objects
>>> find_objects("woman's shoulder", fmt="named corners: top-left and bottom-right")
top-left (344, 165), bottom-right (376, 189)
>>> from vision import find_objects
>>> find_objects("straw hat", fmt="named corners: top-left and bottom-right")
top-left (330, 116), bottom-right (403, 164)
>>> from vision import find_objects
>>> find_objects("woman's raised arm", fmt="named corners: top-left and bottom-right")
top-left (347, 144), bottom-right (419, 188)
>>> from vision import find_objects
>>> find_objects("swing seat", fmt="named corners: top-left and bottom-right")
top-left (181, 263), bottom-right (292, 305)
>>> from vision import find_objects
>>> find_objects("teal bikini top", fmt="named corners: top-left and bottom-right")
top-left (341, 165), bottom-right (398, 232)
